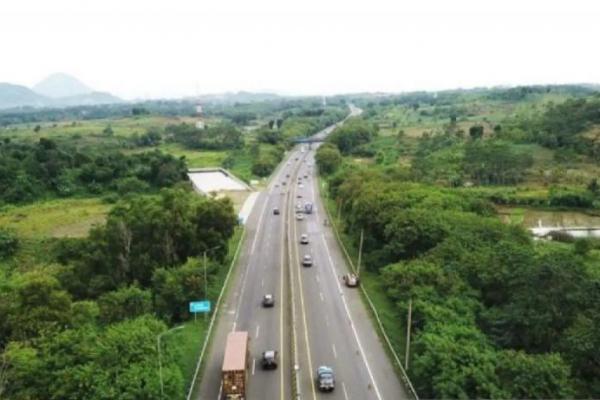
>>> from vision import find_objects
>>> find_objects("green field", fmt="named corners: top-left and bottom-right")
top-left (0, 198), bottom-right (111, 238)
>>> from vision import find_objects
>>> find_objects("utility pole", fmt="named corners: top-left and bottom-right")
top-left (202, 245), bottom-right (222, 322)
top-left (157, 325), bottom-right (184, 398)
top-left (405, 298), bottom-right (412, 371)
top-left (357, 228), bottom-right (364, 277)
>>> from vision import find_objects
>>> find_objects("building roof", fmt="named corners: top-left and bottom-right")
top-left (223, 331), bottom-right (248, 371)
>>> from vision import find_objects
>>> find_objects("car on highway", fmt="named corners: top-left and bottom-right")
top-left (297, 194), bottom-right (302, 198)
top-left (286, 173), bottom-right (290, 178)
top-left (296, 213), bottom-right (304, 221)
top-left (261, 350), bottom-right (278, 370)
top-left (262, 294), bottom-right (274, 307)
top-left (300, 234), bottom-right (309, 244)
top-left (273, 208), bottom-right (280, 215)
top-left (299, 184), bottom-right (304, 189)
top-left (304, 174), bottom-right (308, 179)
top-left (282, 181), bottom-right (287, 185)
top-left (302, 254), bottom-right (313, 267)
top-left (343, 273), bottom-right (359, 287)
top-left (316, 366), bottom-right (335, 392)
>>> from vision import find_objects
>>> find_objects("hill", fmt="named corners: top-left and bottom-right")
top-left (33, 73), bottom-right (93, 98)
top-left (0, 83), bottom-right (49, 109)
top-left (0, 74), bottom-right (122, 110)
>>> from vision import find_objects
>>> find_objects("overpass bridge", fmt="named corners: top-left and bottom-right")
top-left (290, 136), bottom-right (326, 144)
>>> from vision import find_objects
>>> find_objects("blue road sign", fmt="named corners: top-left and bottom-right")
top-left (189, 300), bottom-right (211, 313)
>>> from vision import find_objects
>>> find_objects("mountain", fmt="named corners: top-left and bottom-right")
top-left (0, 83), bottom-right (50, 109)
top-left (0, 74), bottom-right (122, 110)
top-left (33, 73), bottom-right (93, 98)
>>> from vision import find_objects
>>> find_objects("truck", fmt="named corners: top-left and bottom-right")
top-left (222, 331), bottom-right (249, 399)
top-left (304, 202), bottom-right (313, 214)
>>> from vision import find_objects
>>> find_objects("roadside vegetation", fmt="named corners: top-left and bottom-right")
top-left (318, 85), bottom-right (600, 398)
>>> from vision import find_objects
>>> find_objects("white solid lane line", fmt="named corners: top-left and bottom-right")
top-left (320, 235), bottom-right (383, 400)
top-left (319, 291), bottom-right (325, 302)
top-left (332, 343), bottom-right (338, 359)
top-left (342, 381), bottom-right (350, 400)
top-left (252, 358), bottom-right (256, 375)
top-left (255, 324), bottom-right (260, 339)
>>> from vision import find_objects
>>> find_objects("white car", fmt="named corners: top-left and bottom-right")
top-left (296, 213), bottom-right (304, 221)
top-left (302, 254), bottom-right (313, 267)
top-left (300, 234), bottom-right (309, 244)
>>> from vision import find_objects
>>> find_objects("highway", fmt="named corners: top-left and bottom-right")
top-left (197, 106), bottom-right (408, 399)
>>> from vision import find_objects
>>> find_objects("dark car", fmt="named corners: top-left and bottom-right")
top-left (261, 350), bottom-right (278, 370)
top-left (316, 366), bottom-right (335, 392)
top-left (273, 208), bottom-right (280, 215)
top-left (262, 294), bottom-right (275, 307)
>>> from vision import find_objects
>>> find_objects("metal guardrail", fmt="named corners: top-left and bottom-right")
top-left (319, 183), bottom-right (420, 400)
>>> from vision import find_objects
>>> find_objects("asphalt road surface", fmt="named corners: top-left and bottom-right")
top-left (197, 106), bottom-right (408, 400)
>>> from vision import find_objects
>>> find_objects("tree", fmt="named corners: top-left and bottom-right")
top-left (152, 257), bottom-right (215, 322)
top-left (97, 286), bottom-right (152, 324)
top-left (469, 124), bottom-right (484, 139)
top-left (1, 270), bottom-right (73, 343)
top-left (315, 143), bottom-right (342, 175)
top-left (497, 350), bottom-right (575, 398)
top-left (2, 316), bottom-right (184, 399)
top-left (327, 118), bottom-right (378, 154)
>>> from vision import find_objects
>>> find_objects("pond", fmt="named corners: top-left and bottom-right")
top-left (496, 206), bottom-right (600, 238)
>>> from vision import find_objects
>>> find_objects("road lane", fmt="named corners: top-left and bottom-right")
top-left (197, 151), bottom-right (298, 400)
top-left (291, 134), bottom-right (409, 399)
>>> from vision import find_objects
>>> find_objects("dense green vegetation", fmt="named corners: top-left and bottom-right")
top-left (0, 137), bottom-right (186, 204)
top-left (321, 86), bottom-right (600, 398)
top-left (0, 188), bottom-right (238, 398)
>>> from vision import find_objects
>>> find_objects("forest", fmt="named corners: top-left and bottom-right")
top-left (318, 86), bottom-right (600, 398)
top-left (0, 188), bottom-right (238, 399)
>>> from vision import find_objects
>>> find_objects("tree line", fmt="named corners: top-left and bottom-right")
top-left (0, 138), bottom-right (187, 204)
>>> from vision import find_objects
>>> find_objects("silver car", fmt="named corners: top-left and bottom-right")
top-left (300, 234), bottom-right (309, 244)
top-left (302, 254), bottom-right (313, 267)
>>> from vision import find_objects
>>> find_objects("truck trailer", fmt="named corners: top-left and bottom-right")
top-left (222, 331), bottom-right (249, 399)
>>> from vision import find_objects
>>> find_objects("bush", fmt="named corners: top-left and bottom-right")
top-left (97, 286), bottom-right (153, 324)
top-left (0, 228), bottom-right (19, 259)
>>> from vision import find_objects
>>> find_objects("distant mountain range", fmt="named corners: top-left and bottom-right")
top-left (0, 73), bottom-right (122, 110)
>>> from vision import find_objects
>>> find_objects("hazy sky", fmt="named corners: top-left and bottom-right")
top-left (1, 0), bottom-right (599, 99)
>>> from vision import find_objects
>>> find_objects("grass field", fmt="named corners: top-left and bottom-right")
top-left (125, 142), bottom-right (228, 169)
top-left (3, 115), bottom-right (210, 140)
top-left (0, 198), bottom-right (111, 238)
